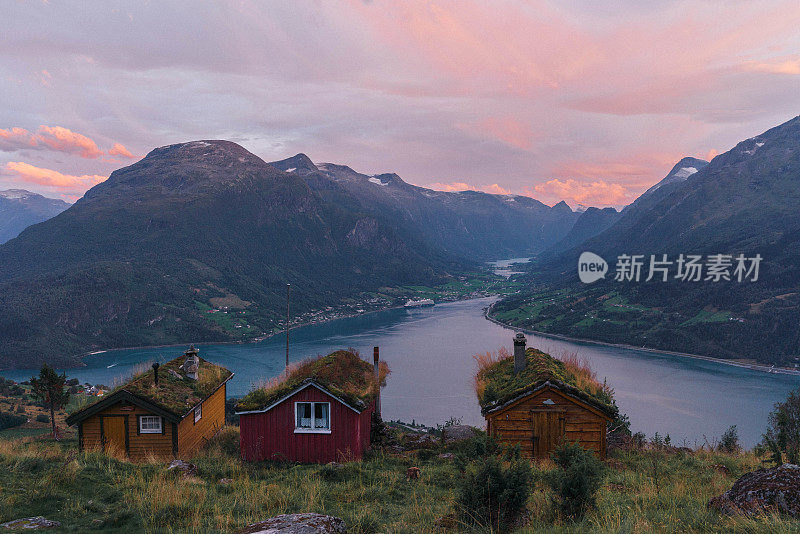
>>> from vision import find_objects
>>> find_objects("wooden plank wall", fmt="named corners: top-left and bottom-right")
top-left (177, 384), bottom-right (226, 457)
top-left (240, 387), bottom-right (366, 463)
top-left (487, 387), bottom-right (607, 458)
top-left (80, 402), bottom-right (175, 460)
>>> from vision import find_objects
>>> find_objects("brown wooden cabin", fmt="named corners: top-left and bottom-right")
top-left (65, 347), bottom-right (233, 460)
top-left (484, 380), bottom-right (613, 459)
top-left (480, 334), bottom-right (614, 459)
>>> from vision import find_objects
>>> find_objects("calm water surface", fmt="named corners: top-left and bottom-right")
top-left (4, 297), bottom-right (798, 447)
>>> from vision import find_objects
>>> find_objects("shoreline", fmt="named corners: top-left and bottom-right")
top-left (484, 303), bottom-right (800, 377)
top-left (4, 292), bottom-right (500, 372)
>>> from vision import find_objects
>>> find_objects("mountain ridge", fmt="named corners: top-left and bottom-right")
top-left (0, 189), bottom-right (70, 245)
top-left (492, 115), bottom-right (800, 364)
top-left (271, 153), bottom-right (580, 260)
top-left (0, 140), bottom-right (469, 368)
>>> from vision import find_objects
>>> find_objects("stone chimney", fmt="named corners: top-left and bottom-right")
top-left (373, 346), bottom-right (381, 416)
top-left (182, 345), bottom-right (200, 380)
top-left (513, 332), bottom-right (527, 375)
top-left (152, 362), bottom-right (160, 385)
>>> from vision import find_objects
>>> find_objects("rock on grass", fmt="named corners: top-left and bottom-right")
top-left (235, 513), bottom-right (346, 533)
top-left (0, 517), bottom-right (61, 530)
top-left (709, 463), bottom-right (800, 517)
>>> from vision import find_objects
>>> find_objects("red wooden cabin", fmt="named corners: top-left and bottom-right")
top-left (237, 379), bottom-right (375, 463)
top-left (236, 348), bottom-right (387, 464)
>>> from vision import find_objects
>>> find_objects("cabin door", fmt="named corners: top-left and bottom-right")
top-left (530, 410), bottom-right (565, 459)
top-left (102, 415), bottom-right (128, 457)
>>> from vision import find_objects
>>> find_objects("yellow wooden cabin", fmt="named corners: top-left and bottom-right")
top-left (479, 334), bottom-right (615, 459)
top-left (65, 347), bottom-right (233, 460)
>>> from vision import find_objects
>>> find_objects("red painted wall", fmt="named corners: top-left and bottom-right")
top-left (240, 385), bottom-right (374, 463)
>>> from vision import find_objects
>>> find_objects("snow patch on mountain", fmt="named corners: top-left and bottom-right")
top-left (368, 177), bottom-right (388, 186)
top-left (0, 189), bottom-right (33, 200)
top-left (673, 167), bottom-right (698, 179)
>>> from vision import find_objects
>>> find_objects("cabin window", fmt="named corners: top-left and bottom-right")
top-left (194, 405), bottom-right (202, 423)
top-left (295, 402), bottom-right (331, 433)
top-left (139, 415), bottom-right (162, 434)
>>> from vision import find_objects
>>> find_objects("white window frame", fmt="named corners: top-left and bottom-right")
top-left (294, 401), bottom-right (331, 434)
top-left (194, 404), bottom-right (202, 424)
top-left (139, 415), bottom-right (162, 434)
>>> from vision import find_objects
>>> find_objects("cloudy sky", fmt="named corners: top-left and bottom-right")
top-left (2, 1), bottom-right (799, 206)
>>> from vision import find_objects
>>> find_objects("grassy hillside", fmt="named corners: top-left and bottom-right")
top-left (0, 429), bottom-right (796, 533)
top-left (0, 141), bottom-right (472, 369)
top-left (495, 117), bottom-right (800, 365)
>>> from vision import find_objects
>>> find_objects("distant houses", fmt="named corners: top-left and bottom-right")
top-left (236, 349), bottom-right (388, 463)
top-left (65, 346), bottom-right (233, 460)
top-left (477, 334), bottom-right (615, 459)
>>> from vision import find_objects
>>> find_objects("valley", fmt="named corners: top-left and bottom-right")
top-left (492, 116), bottom-right (800, 367)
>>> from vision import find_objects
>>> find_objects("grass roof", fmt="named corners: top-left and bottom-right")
top-left (236, 349), bottom-right (389, 412)
top-left (475, 347), bottom-right (616, 416)
top-left (76, 354), bottom-right (232, 417)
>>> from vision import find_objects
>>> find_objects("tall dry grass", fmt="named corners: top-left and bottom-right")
top-left (473, 347), bottom-right (512, 399)
top-left (246, 349), bottom-right (390, 408)
top-left (555, 350), bottom-right (603, 396)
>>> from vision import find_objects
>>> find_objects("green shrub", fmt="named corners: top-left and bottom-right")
top-left (718, 425), bottom-right (739, 453)
top-left (760, 388), bottom-right (800, 465)
top-left (0, 411), bottom-right (27, 430)
top-left (208, 426), bottom-right (240, 457)
top-left (418, 448), bottom-right (437, 461)
top-left (545, 442), bottom-right (607, 520)
top-left (35, 414), bottom-right (50, 423)
top-left (456, 454), bottom-right (531, 532)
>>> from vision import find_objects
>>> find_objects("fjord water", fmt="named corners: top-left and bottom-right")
top-left (5, 297), bottom-right (798, 447)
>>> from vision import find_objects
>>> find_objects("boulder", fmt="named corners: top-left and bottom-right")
top-left (0, 517), bottom-right (61, 530)
top-left (235, 513), bottom-right (346, 534)
top-left (441, 425), bottom-right (477, 444)
top-left (709, 463), bottom-right (800, 517)
top-left (167, 459), bottom-right (198, 476)
top-left (402, 433), bottom-right (438, 450)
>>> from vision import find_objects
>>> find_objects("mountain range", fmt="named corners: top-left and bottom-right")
top-left (270, 153), bottom-right (578, 260)
top-left (0, 189), bottom-right (70, 244)
top-left (0, 141), bottom-right (476, 367)
top-left (3, 115), bottom-right (798, 369)
top-left (0, 141), bottom-right (580, 368)
top-left (492, 115), bottom-right (800, 364)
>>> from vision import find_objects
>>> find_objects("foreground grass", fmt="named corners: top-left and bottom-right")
top-left (0, 431), bottom-right (798, 533)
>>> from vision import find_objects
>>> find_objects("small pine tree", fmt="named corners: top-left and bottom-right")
top-left (456, 454), bottom-right (531, 532)
top-left (30, 364), bottom-right (70, 440)
top-left (760, 388), bottom-right (800, 466)
top-left (718, 425), bottom-right (740, 453)
top-left (545, 442), bottom-right (607, 520)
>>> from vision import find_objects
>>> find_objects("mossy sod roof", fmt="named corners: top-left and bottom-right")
top-left (476, 348), bottom-right (616, 417)
top-left (236, 349), bottom-right (389, 412)
top-left (76, 354), bottom-right (232, 418)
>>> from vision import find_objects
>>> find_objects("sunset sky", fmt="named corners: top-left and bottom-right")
top-left (2, 1), bottom-right (799, 206)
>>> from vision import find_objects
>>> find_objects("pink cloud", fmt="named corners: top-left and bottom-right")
top-left (36, 126), bottom-right (104, 159)
top-left (0, 127), bottom-right (39, 151)
top-left (108, 142), bottom-right (135, 158)
top-left (426, 181), bottom-right (511, 195)
top-left (532, 179), bottom-right (633, 207)
top-left (742, 55), bottom-right (800, 75)
top-left (0, 126), bottom-right (106, 159)
top-left (549, 152), bottom-right (686, 193)
top-left (3, 161), bottom-right (107, 189)
top-left (468, 117), bottom-right (536, 150)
